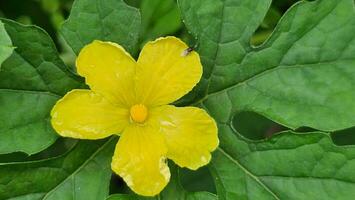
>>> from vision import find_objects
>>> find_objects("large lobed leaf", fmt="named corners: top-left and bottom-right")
top-left (180, 0), bottom-right (355, 131)
top-left (179, 0), bottom-right (355, 199)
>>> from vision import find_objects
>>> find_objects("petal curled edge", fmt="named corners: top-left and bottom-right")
top-left (51, 89), bottom-right (129, 139)
top-left (136, 36), bottom-right (202, 106)
top-left (151, 105), bottom-right (219, 170)
top-left (111, 124), bottom-right (170, 196)
top-left (76, 40), bottom-right (136, 107)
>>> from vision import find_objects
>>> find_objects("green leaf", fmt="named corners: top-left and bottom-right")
top-left (139, 0), bottom-right (182, 44)
top-left (0, 137), bottom-right (117, 200)
top-left (61, 0), bottom-right (141, 55)
top-left (108, 164), bottom-right (217, 200)
top-left (231, 0), bottom-right (355, 131)
top-left (0, 20), bottom-right (13, 69)
top-left (0, 91), bottom-right (59, 155)
top-left (0, 19), bottom-right (84, 154)
top-left (180, 0), bottom-right (355, 131)
top-left (210, 131), bottom-right (355, 200)
top-left (179, 0), bottom-right (355, 199)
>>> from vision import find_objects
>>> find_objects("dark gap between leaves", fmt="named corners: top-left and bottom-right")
top-left (250, 0), bottom-right (303, 46)
top-left (232, 111), bottom-right (289, 140)
top-left (331, 126), bottom-right (355, 146)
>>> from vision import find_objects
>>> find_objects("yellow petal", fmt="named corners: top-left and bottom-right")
top-left (111, 124), bottom-right (170, 196)
top-left (136, 36), bottom-right (202, 106)
top-left (151, 105), bottom-right (218, 170)
top-left (76, 40), bottom-right (136, 107)
top-left (51, 89), bottom-right (129, 139)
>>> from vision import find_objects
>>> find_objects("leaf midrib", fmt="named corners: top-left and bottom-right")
top-left (0, 88), bottom-right (61, 98)
top-left (41, 137), bottom-right (115, 200)
top-left (194, 57), bottom-right (355, 106)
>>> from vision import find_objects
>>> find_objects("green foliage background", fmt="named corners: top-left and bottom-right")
top-left (0, 0), bottom-right (355, 199)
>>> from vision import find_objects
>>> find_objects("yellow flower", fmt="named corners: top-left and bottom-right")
top-left (50, 37), bottom-right (219, 196)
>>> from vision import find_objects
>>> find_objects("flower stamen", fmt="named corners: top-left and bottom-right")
top-left (130, 104), bottom-right (148, 123)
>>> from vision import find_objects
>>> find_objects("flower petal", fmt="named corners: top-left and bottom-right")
top-left (111, 124), bottom-right (170, 196)
top-left (51, 89), bottom-right (129, 139)
top-left (151, 105), bottom-right (218, 170)
top-left (136, 36), bottom-right (202, 106)
top-left (76, 40), bottom-right (136, 107)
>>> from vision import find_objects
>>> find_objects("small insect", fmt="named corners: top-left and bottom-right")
top-left (181, 46), bottom-right (195, 57)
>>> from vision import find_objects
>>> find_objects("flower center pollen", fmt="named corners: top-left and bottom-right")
top-left (130, 104), bottom-right (148, 123)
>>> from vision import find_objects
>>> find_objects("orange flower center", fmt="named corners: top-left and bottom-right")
top-left (130, 104), bottom-right (148, 123)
